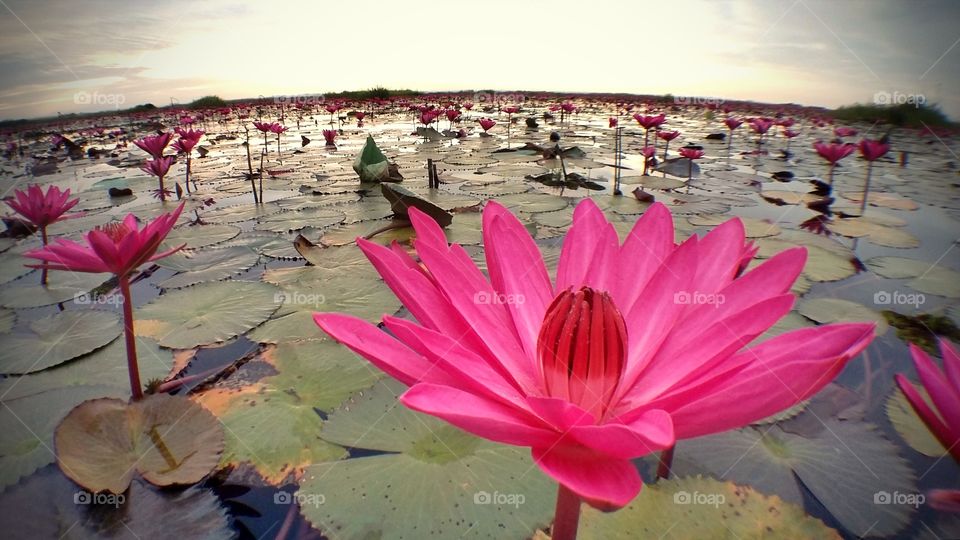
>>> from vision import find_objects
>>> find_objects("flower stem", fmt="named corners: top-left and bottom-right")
top-left (40, 225), bottom-right (48, 286)
top-left (859, 162), bottom-right (873, 215)
top-left (552, 484), bottom-right (582, 540)
top-left (657, 445), bottom-right (675, 479)
top-left (118, 274), bottom-right (143, 401)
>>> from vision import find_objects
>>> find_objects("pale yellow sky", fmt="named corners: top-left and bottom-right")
top-left (0, 0), bottom-right (957, 120)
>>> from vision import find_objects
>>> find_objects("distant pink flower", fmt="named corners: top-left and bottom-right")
top-left (502, 105), bottom-right (520, 114)
top-left (633, 113), bottom-right (666, 130)
top-left (858, 138), bottom-right (890, 162)
top-left (314, 199), bottom-right (875, 511)
top-left (420, 110), bottom-right (440, 126)
top-left (323, 129), bottom-right (337, 146)
top-left (355, 112), bottom-right (366, 121)
top-left (446, 109), bottom-right (461, 122)
top-left (463, 102), bottom-right (474, 110)
top-left (479, 118), bottom-right (497, 132)
top-left (175, 127), bottom-right (204, 143)
top-left (679, 147), bottom-right (704, 160)
top-left (777, 118), bottom-right (795, 128)
top-left (325, 103), bottom-right (340, 114)
top-left (749, 118), bottom-right (774, 135)
top-left (657, 130), bottom-right (680, 142)
top-left (561, 102), bottom-right (576, 113)
top-left (834, 126), bottom-right (858, 138)
top-left (270, 123), bottom-right (288, 135)
top-left (783, 129), bottom-right (800, 139)
top-left (724, 118), bottom-right (743, 131)
top-left (133, 133), bottom-right (173, 159)
top-left (5, 184), bottom-right (81, 231)
top-left (814, 141), bottom-right (856, 165)
top-left (609, 117), bottom-right (618, 128)
top-left (141, 156), bottom-right (175, 179)
top-left (253, 121), bottom-right (275, 134)
top-left (641, 146), bottom-right (656, 158)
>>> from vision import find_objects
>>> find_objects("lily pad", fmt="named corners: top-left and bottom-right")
top-left (0, 310), bottom-right (121, 374)
top-left (135, 281), bottom-right (280, 348)
top-left (886, 386), bottom-right (948, 457)
top-left (0, 272), bottom-right (112, 308)
top-left (688, 214), bottom-right (781, 238)
top-left (156, 246), bottom-right (261, 289)
top-left (0, 308), bottom-right (15, 333)
top-left (578, 475), bottom-right (840, 539)
top-left (162, 224), bottom-right (240, 249)
top-left (797, 297), bottom-right (888, 335)
top-left (254, 207), bottom-right (346, 233)
top-left (263, 269), bottom-right (399, 320)
top-left (54, 393), bottom-right (224, 493)
top-left (866, 257), bottom-right (960, 298)
top-left (300, 380), bottom-right (556, 539)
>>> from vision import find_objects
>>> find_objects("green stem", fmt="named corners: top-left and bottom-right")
top-left (40, 226), bottom-right (48, 286)
top-left (859, 162), bottom-right (873, 215)
top-left (118, 274), bottom-right (143, 400)
top-left (552, 484), bottom-right (582, 540)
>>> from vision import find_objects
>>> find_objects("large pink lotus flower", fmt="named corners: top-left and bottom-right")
top-left (895, 340), bottom-right (959, 462)
top-left (133, 133), bottom-right (173, 159)
top-left (314, 199), bottom-right (874, 510)
top-left (858, 138), bottom-right (890, 162)
top-left (25, 203), bottom-right (185, 400)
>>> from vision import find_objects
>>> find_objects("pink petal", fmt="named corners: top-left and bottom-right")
top-left (556, 199), bottom-right (619, 293)
top-left (614, 203), bottom-right (674, 314)
top-left (941, 339), bottom-right (960, 395)
top-left (569, 410), bottom-right (674, 459)
top-left (685, 217), bottom-right (746, 299)
top-left (483, 202), bottom-right (554, 360)
top-left (895, 374), bottom-right (958, 460)
top-left (401, 383), bottom-right (560, 447)
top-left (911, 343), bottom-right (960, 434)
top-left (313, 313), bottom-right (451, 386)
top-left (531, 445), bottom-right (642, 509)
top-left (651, 323), bottom-right (874, 439)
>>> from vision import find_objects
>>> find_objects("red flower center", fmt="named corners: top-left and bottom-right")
top-left (537, 287), bottom-right (627, 420)
top-left (97, 222), bottom-right (133, 243)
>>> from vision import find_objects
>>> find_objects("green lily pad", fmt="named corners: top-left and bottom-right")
top-left (0, 468), bottom-right (234, 540)
top-left (0, 310), bottom-right (121, 374)
top-left (207, 339), bottom-right (380, 482)
top-left (886, 386), bottom-right (948, 457)
top-left (797, 297), bottom-right (888, 335)
top-left (300, 380), bottom-right (556, 539)
top-left (495, 192), bottom-right (570, 213)
top-left (135, 281), bottom-right (280, 348)
top-left (162, 224), bottom-right (241, 249)
top-left (0, 272), bottom-right (112, 308)
top-left (578, 476), bottom-right (840, 540)
top-left (55, 393), bottom-right (224, 493)
top-left (247, 310), bottom-right (322, 344)
top-left (0, 385), bottom-right (119, 492)
top-left (202, 201), bottom-right (282, 223)
top-left (866, 257), bottom-right (960, 298)
top-left (674, 418), bottom-right (917, 538)
top-left (318, 219), bottom-right (416, 247)
top-left (254, 207), bottom-right (346, 233)
top-left (0, 246), bottom-right (33, 285)
top-left (0, 308), bottom-right (15, 333)
top-left (688, 214), bottom-right (781, 238)
top-left (263, 268), bottom-right (399, 320)
top-left (156, 246), bottom-right (261, 289)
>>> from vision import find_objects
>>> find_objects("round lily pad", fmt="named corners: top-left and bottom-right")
top-left (0, 272), bottom-right (112, 309)
top-left (578, 475), bottom-right (840, 539)
top-left (255, 207), bottom-right (346, 233)
top-left (0, 310), bottom-right (121, 374)
top-left (162, 224), bottom-right (241, 249)
top-left (135, 281), bottom-right (280, 348)
top-left (886, 386), bottom-right (948, 457)
top-left (866, 257), bottom-right (960, 298)
top-left (156, 246), bottom-right (261, 289)
top-left (54, 393), bottom-right (224, 493)
top-left (797, 297), bottom-right (888, 335)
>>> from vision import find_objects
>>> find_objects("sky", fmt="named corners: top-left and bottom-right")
top-left (0, 0), bottom-right (957, 121)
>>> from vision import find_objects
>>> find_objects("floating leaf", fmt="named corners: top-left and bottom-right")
top-left (162, 224), bottom-right (240, 249)
top-left (797, 297), bottom-right (888, 335)
top-left (254, 207), bottom-right (346, 233)
top-left (135, 281), bottom-right (280, 348)
top-left (300, 380), bottom-right (555, 539)
top-left (0, 310), bottom-right (121, 374)
top-left (688, 214), bottom-right (781, 238)
top-left (866, 257), bottom-right (960, 298)
top-left (156, 246), bottom-right (261, 289)
top-left (55, 393), bottom-right (224, 493)
top-left (0, 272), bottom-right (111, 308)
top-left (579, 476), bottom-right (839, 540)
top-left (0, 308), bottom-right (15, 333)
top-left (886, 386), bottom-right (948, 457)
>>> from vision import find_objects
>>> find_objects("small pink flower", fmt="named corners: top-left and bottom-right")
top-left (633, 113), bottom-right (666, 130)
top-left (323, 129), bottom-right (337, 146)
top-left (133, 133), bottom-right (173, 159)
top-left (858, 139), bottom-right (890, 162)
top-left (609, 117), bottom-right (618, 128)
top-left (679, 147), bottom-right (705, 160)
top-left (479, 118), bottom-right (497, 132)
top-left (814, 141), bottom-right (857, 165)
top-left (657, 130), bottom-right (680, 142)
top-left (724, 118), bottom-right (743, 131)
top-left (834, 126), bottom-right (858, 138)
top-left (5, 184), bottom-right (82, 230)
top-left (140, 156), bottom-right (176, 179)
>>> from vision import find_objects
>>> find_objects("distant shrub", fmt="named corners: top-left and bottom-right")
top-left (188, 95), bottom-right (228, 109)
top-left (832, 102), bottom-right (954, 128)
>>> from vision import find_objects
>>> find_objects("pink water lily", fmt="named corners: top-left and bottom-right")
top-left (133, 133), bottom-right (173, 159)
top-left (724, 117), bottom-right (743, 131)
top-left (5, 184), bottom-right (82, 284)
top-left (314, 199), bottom-right (874, 518)
top-left (895, 340), bottom-right (960, 462)
top-left (141, 156), bottom-right (176, 201)
top-left (323, 129), bottom-right (337, 146)
top-left (858, 138), bottom-right (890, 162)
top-left (478, 118), bottom-right (497, 133)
